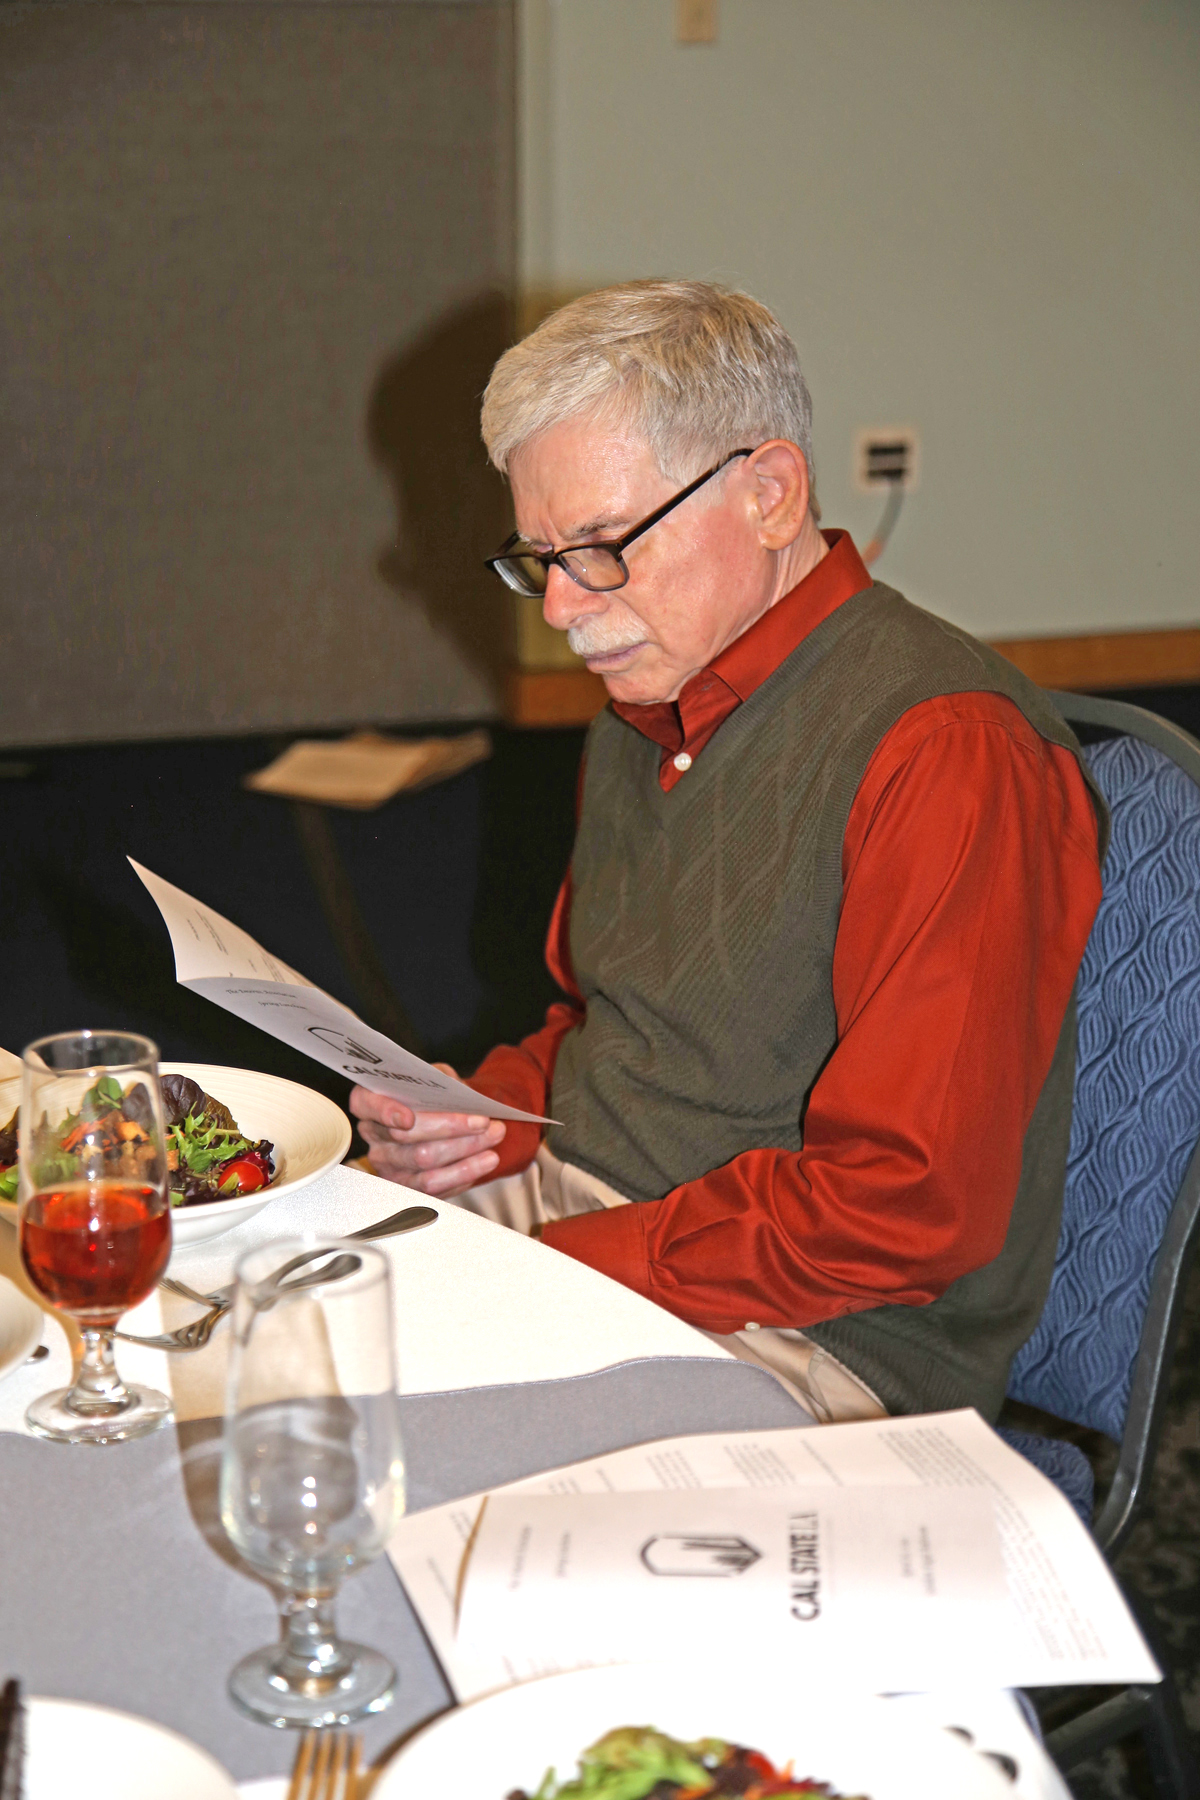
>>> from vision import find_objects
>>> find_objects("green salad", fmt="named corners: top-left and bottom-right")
top-left (0, 1072), bottom-right (275, 1208)
top-left (160, 1073), bottom-right (275, 1206)
top-left (509, 1726), bottom-right (866, 1799)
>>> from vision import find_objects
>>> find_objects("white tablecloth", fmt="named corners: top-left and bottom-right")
top-left (0, 1163), bottom-right (730, 1435)
top-left (0, 1141), bottom-right (1072, 1800)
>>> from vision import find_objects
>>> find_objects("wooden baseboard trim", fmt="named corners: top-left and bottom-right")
top-left (502, 628), bottom-right (1200, 727)
top-left (988, 626), bottom-right (1200, 692)
top-left (503, 667), bottom-right (610, 727)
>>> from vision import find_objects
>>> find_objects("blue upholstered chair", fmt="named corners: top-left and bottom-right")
top-left (997, 692), bottom-right (1200, 1795)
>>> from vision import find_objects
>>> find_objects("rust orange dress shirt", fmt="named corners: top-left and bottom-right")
top-left (467, 532), bottom-right (1103, 1336)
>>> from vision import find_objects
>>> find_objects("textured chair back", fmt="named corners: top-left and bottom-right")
top-left (1008, 733), bottom-right (1200, 1441)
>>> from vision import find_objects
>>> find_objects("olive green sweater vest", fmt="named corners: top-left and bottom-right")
top-left (547, 582), bottom-right (1108, 1420)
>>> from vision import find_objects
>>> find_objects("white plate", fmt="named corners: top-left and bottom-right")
top-left (24, 1696), bottom-right (237, 1799)
top-left (0, 1272), bottom-right (42, 1381)
top-left (372, 1665), bottom-right (1014, 1800)
top-left (0, 1062), bottom-right (351, 1246)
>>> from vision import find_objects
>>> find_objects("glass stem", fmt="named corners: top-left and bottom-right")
top-left (66, 1327), bottom-right (132, 1416)
top-left (276, 1591), bottom-right (353, 1691)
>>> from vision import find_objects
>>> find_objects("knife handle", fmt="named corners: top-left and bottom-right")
top-left (0, 1678), bottom-right (25, 1800)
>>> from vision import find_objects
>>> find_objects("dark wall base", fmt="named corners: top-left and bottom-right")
top-left (0, 725), bottom-right (584, 1105)
top-left (4, 684), bottom-right (1197, 1112)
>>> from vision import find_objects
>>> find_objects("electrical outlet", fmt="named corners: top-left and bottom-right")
top-left (676, 0), bottom-right (718, 45)
top-left (854, 427), bottom-right (920, 493)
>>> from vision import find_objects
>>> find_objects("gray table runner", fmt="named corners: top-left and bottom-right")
top-left (1, 1356), bottom-right (809, 1780)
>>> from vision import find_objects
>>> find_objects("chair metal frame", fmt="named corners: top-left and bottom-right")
top-left (1029, 692), bottom-right (1200, 1792)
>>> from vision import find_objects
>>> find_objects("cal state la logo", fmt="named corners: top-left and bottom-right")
top-left (639, 1534), bottom-right (762, 1577)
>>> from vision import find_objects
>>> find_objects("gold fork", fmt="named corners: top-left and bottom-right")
top-left (287, 1729), bottom-right (363, 1800)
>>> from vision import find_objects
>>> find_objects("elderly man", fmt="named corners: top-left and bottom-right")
top-left (351, 281), bottom-right (1106, 1423)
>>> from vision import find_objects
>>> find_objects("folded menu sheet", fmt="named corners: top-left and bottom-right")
top-left (389, 1407), bottom-right (1159, 1697)
top-left (130, 859), bottom-right (553, 1124)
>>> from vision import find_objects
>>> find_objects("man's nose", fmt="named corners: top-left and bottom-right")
top-left (542, 563), bottom-right (606, 633)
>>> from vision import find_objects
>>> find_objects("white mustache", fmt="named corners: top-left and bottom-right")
top-left (566, 619), bottom-right (646, 657)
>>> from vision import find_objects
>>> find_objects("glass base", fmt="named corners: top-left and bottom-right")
top-left (228, 1641), bottom-right (396, 1729)
top-left (25, 1383), bottom-right (173, 1445)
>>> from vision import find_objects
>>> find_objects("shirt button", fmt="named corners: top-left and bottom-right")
top-left (744, 1321), bottom-right (761, 1332)
top-left (673, 752), bottom-right (693, 772)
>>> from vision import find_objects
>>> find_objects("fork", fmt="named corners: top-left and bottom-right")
top-left (288, 1729), bottom-right (362, 1800)
top-left (113, 1307), bottom-right (228, 1354)
top-left (161, 1203), bottom-right (438, 1313)
top-left (119, 1203), bottom-right (438, 1354)
top-left (115, 1252), bottom-right (360, 1352)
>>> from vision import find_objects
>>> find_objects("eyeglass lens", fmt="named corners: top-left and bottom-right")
top-left (495, 544), bottom-right (627, 597)
top-left (559, 546), bottom-right (626, 591)
top-left (495, 554), bottom-right (550, 597)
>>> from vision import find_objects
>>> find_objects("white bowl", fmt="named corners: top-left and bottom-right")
top-left (159, 1062), bottom-right (351, 1244)
top-left (0, 1272), bottom-right (43, 1382)
top-left (0, 1061), bottom-right (351, 1247)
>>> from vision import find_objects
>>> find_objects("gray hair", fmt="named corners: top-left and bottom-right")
top-left (481, 279), bottom-right (818, 516)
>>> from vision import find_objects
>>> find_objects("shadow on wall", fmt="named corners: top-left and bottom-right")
top-left (367, 291), bottom-right (516, 699)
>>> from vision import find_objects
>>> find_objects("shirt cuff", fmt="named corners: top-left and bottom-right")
top-left (487, 1119), bottom-right (543, 1180)
top-left (540, 1203), bottom-right (652, 1300)
top-left (464, 1050), bottom-right (548, 1180)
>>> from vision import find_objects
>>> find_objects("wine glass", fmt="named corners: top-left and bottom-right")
top-left (18, 1030), bottom-right (174, 1444)
top-left (219, 1235), bottom-right (406, 1728)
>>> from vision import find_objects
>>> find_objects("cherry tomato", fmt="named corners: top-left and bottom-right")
top-left (218, 1156), bottom-right (270, 1196)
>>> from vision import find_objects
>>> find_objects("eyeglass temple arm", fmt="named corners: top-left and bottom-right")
top-left (483, 448), bottom-right (755, 571)
top-left (611, 449), bottom-right (755, 554)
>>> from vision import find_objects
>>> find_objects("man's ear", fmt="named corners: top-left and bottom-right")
top-left (746, 440), bottom-right (810, 550)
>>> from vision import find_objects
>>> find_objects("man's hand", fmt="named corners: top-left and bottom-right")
top-left (349, 1067), bottom-right (505, 1197)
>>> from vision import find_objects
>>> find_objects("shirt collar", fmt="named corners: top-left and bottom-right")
top-left (611, 530), bottom-right (872, 747)
top-left (709, 529), bottom-right (872, 702)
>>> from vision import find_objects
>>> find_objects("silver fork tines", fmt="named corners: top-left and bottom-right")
top-left (159, 1274), bottom-right (217, 1308)
top-left (119, 1251), bottom-right (358, 1352)
top-left (114, 1304), bottom-right (228, 1354)
top-left (132, 1203), bottom-right (440, 1354)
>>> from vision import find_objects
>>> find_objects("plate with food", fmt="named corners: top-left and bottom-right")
top-left (18, 1695), bottom-right (237, 1798)
top-left (0, 1273), bottom-right (42, 1383)
top-left (370, 1663), bottom-right (1016, 1800)
top-left (0, 1062), bottom-right (351, 1246)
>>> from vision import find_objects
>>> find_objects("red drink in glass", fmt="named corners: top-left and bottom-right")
top-left (18, 1031), bottom-right (175, 1445)
top-left (21, 1181), bottom-right (171, 1325)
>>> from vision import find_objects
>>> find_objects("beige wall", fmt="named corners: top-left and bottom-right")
top-left (517, 0), bottom-right (1199, 642)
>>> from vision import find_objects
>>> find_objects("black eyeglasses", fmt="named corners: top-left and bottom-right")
top-left (484, 448), bottom-right (756, 598)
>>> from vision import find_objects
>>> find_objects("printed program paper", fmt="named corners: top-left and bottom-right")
top-left (389, 1407), bottom-right (1157, 1696)
top-left (131, 859), bottom-right (552, 1124)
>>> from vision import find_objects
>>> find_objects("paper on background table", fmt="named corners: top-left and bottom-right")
top-left (244, 730), bottom-right (491, 809)
top-left (129, 860), bottom-right (552, 1124)
top-left (389, 1407), bottom-right (1159, 1696)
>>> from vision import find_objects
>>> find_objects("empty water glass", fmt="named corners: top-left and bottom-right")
top-left (219, 1236), bottom-right (405, 1727)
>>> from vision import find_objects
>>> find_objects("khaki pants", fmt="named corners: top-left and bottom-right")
top-left (453, 1146), bottom-right (887, 1426)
